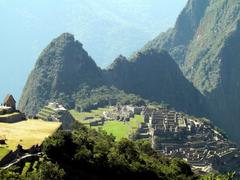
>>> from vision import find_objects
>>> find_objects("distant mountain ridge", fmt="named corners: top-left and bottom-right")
top-left (18, 33), bottom-right (207, 119)
top-left (19, 0), bottom-right (240, 143)
top-left (143, 0), bottom-right (240, 142)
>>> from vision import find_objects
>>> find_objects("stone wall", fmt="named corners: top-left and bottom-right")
top-left (0, 113), bottom-right (25, 123)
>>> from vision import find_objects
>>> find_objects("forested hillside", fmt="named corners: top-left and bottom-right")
top-left (19, 33), bottom-right (207, 119)
top-left (18, 33), bottom-right (104, 116)
top-left (106, 49), bottom-right (207, 116)
top-left (143, 0), bottom-right (240, 142)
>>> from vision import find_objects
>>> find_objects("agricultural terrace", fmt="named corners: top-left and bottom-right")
top-left (0, 112), bottom-right (20, 118)
top-left (0, 120), bottom-right (61, 150)
top-left (70, 108), bottom-right (144, 141)
top-left (0, 147), bottom-right (10, 161)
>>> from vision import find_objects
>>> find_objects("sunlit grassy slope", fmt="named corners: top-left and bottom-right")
top-left (0, 148), bottom-right (10, 160)
top-left (0, 120), bottom-right (61, 150)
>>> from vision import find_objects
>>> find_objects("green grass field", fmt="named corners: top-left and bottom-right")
top-left (70, 108), bottom-right (145, 141)
top-left (129, 115), bottom-right (144, 129)
top-left (100, 121), bottom-right (131, 140)
top-left (96, 115), bottom-right (144, 141)
top-left (0, 120), bottom-right (62, 150)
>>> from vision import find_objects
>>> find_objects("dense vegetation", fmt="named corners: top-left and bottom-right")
top-left (6, 0), bottom-right (240, 178)
top-left (0, 122), bottom-right (236, 179)
top-left (18, 0), bottom-right (240, 145)
top-left (18, 33), bottom-right (104, 116)
top-left (74, 86), bottom-right (146, 112)
top-left (19, 32), bottom-right (209, 119)
top-left (106, 49), bottom-right (207, 117)
top-left (0, 160), bottom-right (65, 180)
top-left (41, 122), bottom-right (195, 179)
top-left (142, 0), bottom-right (240, 142)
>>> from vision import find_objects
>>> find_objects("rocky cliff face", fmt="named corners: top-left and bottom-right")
top-left (144, 0), bottom-right (240, 142)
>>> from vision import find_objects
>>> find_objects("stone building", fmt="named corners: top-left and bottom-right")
top-left (3, 94), bottom-right (16, 110)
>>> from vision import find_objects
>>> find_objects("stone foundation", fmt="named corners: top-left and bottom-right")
top-left (0, 113), bottom-right (25, 123)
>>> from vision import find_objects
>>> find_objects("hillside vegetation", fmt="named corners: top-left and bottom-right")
top-left (0, 122), bottom-right (235, 179)
top-left (143, 0), bottom-right (240, 142)
top-left (19, 33), bottom-right (208, 121)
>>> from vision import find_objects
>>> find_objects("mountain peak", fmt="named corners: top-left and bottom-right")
top-left (108, 55), bottom-right (128, 70)
top-left (19, 33), bottom-right (103, 116)
top-left (50, 32), bottom-right (81, 49)
top-left (56, 32), bottom-right (74, 41)
top-left (51, 32), bottom-right (82, 50)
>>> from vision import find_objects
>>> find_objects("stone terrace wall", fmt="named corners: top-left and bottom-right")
top-left (0, 113), bottom-right (25, 123)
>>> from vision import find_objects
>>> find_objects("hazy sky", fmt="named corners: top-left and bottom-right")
top-left (0, 0), bottom-right (188, 102)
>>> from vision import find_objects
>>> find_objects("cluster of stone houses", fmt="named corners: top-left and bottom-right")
top-left (103, 105), bottom-right (143, 122)
top-left (148, 108), bottom-right (187, 135)
top-left (138, 106), bottom-right (240, 173)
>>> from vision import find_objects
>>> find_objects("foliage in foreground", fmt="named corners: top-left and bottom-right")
top-left (0, 161), bottom-right (65, 180)
top-left (42, 122), bottom-right (195, 179)
top-left (0, 122), bottom-right (237, 179)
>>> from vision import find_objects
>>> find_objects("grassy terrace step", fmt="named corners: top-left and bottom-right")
top-left (41, 108), bottom-right (55, 114)
top-left (0, 112), bottom-right (21, 118)
top-left (37, 111), bottom-right (53, 119)
top-left (43, 107), bottom-right (56, 112)
top-left (0, 120), bottom-right (61, 150)
top-left (0, 148), bottom-right (10, 161)
top-left (36, 114), bottom-right (49, 120)
top-left (37, 114), bottom-right (48, 120)
top-left (38, 109), bottom-right (53, 115)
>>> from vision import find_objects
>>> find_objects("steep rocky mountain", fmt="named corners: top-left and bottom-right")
top-left (106, 50), bottom-right (207, 116)
top-left (19, 33), bottom-right (207, 119)
top-left (144, 0), bottom-right (240, 142)
top-left (18, 33), bottom-right (104, 116)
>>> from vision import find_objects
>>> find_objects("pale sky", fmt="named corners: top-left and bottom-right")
top-left (0, 0), bottom-right (188, 102)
